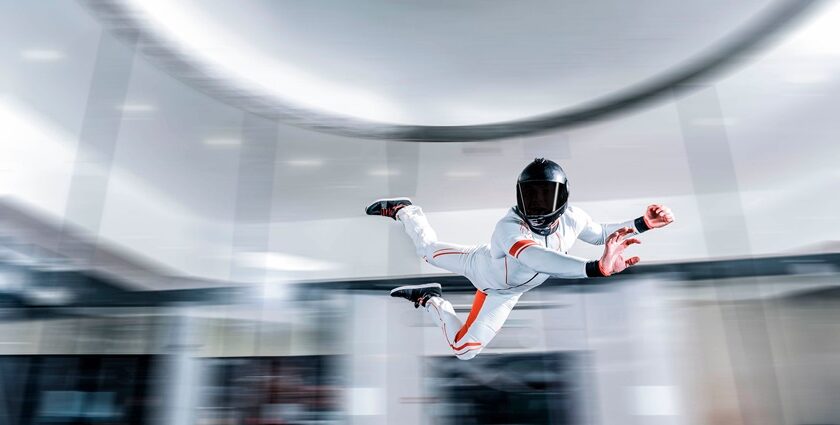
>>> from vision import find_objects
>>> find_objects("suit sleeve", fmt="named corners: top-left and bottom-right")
top-left (517, 245), bottom-right (590, 278)
top-left (573, 206), bottom-right (642, 246)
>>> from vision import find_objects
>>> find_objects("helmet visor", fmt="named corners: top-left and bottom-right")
top-left (518, 181), bottom-right (568, 216)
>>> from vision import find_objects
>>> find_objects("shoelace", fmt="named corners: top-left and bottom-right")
top-left (381, 203), bottom-right (405, 219)
top-left (414, 293), bottom-right (432, 309)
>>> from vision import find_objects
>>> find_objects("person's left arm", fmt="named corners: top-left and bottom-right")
top-left (576, 204), bottom-right (675, 245)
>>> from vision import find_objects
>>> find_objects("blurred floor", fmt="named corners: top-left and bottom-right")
top-left (0, 269), bottom-right (839, 425)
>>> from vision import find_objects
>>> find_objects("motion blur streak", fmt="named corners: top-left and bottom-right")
top-left (0, 0), bottom-right (839, 424)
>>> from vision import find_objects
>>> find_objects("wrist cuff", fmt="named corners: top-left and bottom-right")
top-left (634, 216), bottom-right (650, 233)
top-left (586, 261), bottom-right (606, 278)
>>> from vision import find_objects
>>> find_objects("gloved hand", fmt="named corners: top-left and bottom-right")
top-left (598, 227), bottom-right (641, 276)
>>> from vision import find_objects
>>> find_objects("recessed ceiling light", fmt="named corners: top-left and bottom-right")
top-left (118, 103), bottom-right (156, 113)
top-left (203, 138), bottom-right (241, 147)
top-left (20, 49), bottom-right (65, 62)
top-left (784, 71), bottom-right (830, 85)
top-left (286, 159), bottom-right (323, 167)
top-left (368, 168), bottom-right (400, 176)
top-left (691, 117), bottom-right (737, 127)
top-left (445, 170), bottom-right (483, 178)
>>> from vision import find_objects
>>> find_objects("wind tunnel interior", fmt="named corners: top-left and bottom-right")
top-left (1, 1), bottom-right (840, 424)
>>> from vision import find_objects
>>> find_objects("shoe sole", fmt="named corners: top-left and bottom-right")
top-left (389, 282), bottom-right (441, 296)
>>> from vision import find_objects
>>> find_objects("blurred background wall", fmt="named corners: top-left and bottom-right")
top-left (0, 0), bottom-right (839, 424)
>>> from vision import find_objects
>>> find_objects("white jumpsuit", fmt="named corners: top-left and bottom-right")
top-left (396, 205), bottom-right (641, 360)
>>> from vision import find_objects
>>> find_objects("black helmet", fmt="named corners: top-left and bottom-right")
top-left (515, 158), bottom-right (569, 236)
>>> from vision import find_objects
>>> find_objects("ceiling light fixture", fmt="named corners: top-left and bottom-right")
top-left (784, 71), bottom-right (830, 85)
top-left (20, 49), bottom-right (65, 62)
top-left (368, 168), bottom-right (400, 176)
top-left (203, 138), bottom-right (241, 147)
top-left (285, 159), bottom-right (323, 167)
top-left (118, 103), bottom-right (156, 113)
top-left (691, 117), bottom-right (738, 127)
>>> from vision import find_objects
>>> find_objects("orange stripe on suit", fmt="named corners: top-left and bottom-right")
top-left (454, 290), bottom-right (487, 343)
top-left (508, 239), bottom-right (537, 258)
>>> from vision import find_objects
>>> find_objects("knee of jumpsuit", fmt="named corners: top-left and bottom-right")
top-left (420, 242), bottom-right (446, 263)
top-left (453, 322), bottom-right (496, 360)
top-left (406, 227), bottom-right (436, 259)
top-left (455, 346), bottom-right (483, 360)
top-left (420, 244), bottom-right (435, 260)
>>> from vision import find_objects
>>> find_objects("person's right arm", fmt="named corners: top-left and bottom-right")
top-left (512, 242), bottom-right (590, 278)
top-left (513, 227), bottom-right (641, 278)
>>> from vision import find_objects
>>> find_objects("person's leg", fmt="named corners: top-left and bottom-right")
top-left (424, 290), bottom-right (521, 360)
top-left (396, 205), bottom-right (473, 275)
top-left (384, 202), bottom-right (509, 360)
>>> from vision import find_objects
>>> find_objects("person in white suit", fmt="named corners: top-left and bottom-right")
top-left (366, 158), bottom-right (674, 360)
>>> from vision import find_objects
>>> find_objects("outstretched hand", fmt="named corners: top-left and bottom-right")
top-left (599, 227), bottom-right (641, 276)
top-left (644, 204), bottom-right (675, 229)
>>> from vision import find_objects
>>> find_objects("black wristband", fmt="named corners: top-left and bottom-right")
top-left (586, 261), bottom-right (606, 278)
top-left (634, 216), bottom-right (650, 233)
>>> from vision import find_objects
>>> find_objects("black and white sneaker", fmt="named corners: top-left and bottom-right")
top-left (365, 198), bottom-right (412, 220)
top-left (390, 283), bottom-right (442, 308)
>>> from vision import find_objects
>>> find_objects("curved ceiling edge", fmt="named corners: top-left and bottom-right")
top-left (80, 0), bottom-right (819, 142)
